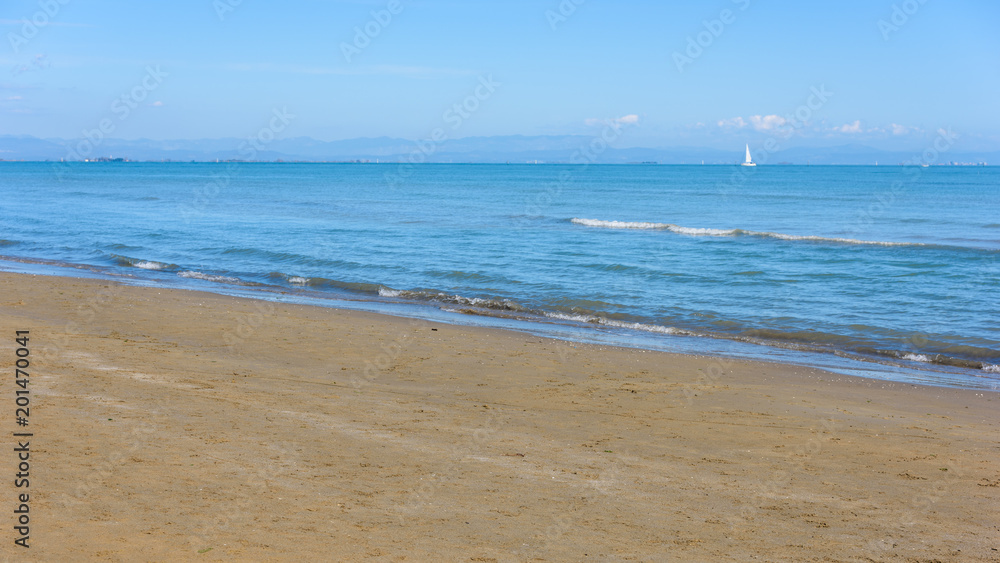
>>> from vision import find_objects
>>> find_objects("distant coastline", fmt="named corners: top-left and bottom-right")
top-left (0, 159), bottom-right (993, 167)
top-left (1, 134), bottom-right (996, 165)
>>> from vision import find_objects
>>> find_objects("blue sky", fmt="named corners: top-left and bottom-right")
top-left (1, 0), bottom-right (998, 150)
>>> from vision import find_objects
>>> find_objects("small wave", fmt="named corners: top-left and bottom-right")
top-left (266, 273), bottom-right (384, 294)
top-left (378, 286), bottom-right (527, 312)
top-left (0, 254), bottom-right (137, 277)
top-left (982, 364), bottom-right (1000, 374)
top-left (278, 273), bottom-right (1000, 372)
top-left (0, 240), bottom-right (18, 247)
top-left (983, 223), bottom-right (1000, 229)
top-left (580, 263), bottom-right (644, 274)
top-left (426, 270), bottom-right (496, 283)
top-left (177, 271), bottom-right (246, 285)
top-left (226, 248), bottom-right (369, 271)
top-left (570, 218), bottom-right (924, 247)
top-left (879, 350), bottom-right (988, 370)
top-left (111, 254), bottom-right (177, 271)
top-left (544, 312), bottom-right (690, 335)
top-left (105, 243), bottom-right (145, 252)
top-left (266, 272), bottom-right (310, 286)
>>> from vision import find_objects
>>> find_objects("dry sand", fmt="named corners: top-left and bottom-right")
top-left (0, 272), bottom-right (997, 562)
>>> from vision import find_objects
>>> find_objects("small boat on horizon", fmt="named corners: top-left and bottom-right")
top-left (741, 144), bottom-right (756, 167)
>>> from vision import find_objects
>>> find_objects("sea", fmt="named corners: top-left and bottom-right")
top-left (1, 162), bottom-right (997, 390)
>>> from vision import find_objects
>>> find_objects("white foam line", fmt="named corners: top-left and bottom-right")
top-left (544, 311), bottom-right (689, 335)
top-left (178, 270), bottom-right (242, 284)
top-left (134, 260), bottom-right (170, 270)
top-left (571, 218), bottom-right (921, 247)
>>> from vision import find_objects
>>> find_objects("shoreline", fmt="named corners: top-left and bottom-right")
top-left (1, 271), bottom-right (998, 560)
top-left (1, 160), bottom-right (997, 167)
top-left (2, 256), bottom-right (996, 392)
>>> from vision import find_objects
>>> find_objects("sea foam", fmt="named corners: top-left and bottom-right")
top-left (543, 311), bottom-right (690, 335)
top-left (570, 218), bottom-right (922, 247)
top-left (178, 271), bottom-right (243, 284)
top-left (134, 261), bottom-right (170, 270)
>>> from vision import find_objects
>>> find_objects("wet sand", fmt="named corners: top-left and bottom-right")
top-left (0, 272), bottom-right (997, 561)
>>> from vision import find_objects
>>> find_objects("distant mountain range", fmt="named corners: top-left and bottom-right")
top-left (0, 134), bottom-right (996, 165)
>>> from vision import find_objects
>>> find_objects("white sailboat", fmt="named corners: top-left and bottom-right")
top-left (741, 144), bottom-right (756, 167)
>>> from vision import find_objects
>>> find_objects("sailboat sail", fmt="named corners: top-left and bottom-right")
top-left (741, 144), bottom-right (756, 166)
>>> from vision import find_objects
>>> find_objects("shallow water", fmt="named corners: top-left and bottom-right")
top-left (1, 162), bottom-right (997, 388)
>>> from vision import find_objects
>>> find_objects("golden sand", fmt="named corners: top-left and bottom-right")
top-left (1, 272), bottom-right (997, 561)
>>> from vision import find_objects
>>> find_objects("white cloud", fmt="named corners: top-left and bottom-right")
top-left (889, 123), bottom-right (924, 136)
top-left (936, 127), bottom-right (958, 141)
top-left (834, 120), bottom-right (863, 134)
top-left (586, 114), bottom-right (640, 127)
top-left (717, 116), bottom-right (747, 129)
top-left (748, 114), bottom-right (786, 131)
top-left (717, 115), bottom-right (787, 131)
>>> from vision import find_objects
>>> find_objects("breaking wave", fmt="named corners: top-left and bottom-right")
top-left (543, 312), bottom-right (692, 335)
top-left (570, 218), bottom-right (929, 247)
top-left (177, 270), bottom-right (250, 285)
top-left (110, 254), bottom-right (178, 271)
top-left (378, 286), bottom-right (528, 312)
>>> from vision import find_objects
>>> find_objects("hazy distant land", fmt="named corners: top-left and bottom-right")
top-left (1, 134), bottom-right (995, 165)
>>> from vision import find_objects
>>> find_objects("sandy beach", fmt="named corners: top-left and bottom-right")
top-left (0, 271), bottom-right (997, 561)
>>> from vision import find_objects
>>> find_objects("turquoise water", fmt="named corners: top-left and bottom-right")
top-left (1, 162), bottom-right (998, 388)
